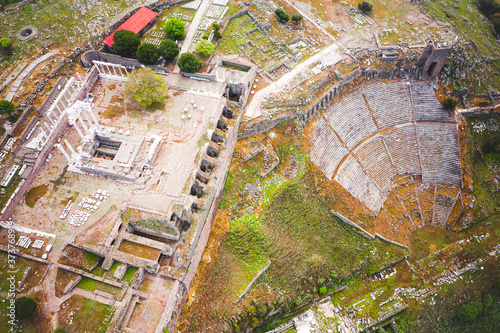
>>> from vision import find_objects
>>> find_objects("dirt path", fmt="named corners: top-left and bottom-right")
top-left (243, 43), bottom-right (340, 119)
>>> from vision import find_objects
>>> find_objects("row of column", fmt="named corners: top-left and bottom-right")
top-left (47, 78), bottom-right (81, 126)
top-left (72, 106), bottom-right (100, 140)
top-left (95, 62), bottom-right (128, 78)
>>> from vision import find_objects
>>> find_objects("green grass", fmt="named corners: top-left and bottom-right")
top-left (24, 184), bottom-right (49, 208)
top-left (466, 115), bottom-right (500, 219)
top-left (58, 295), bottom-right (114, 333)
top-left (76, 277), bottom-right (121, 297)
top-left (83, 251), bottom-right (101, 271)
top-left (122, 266), bottom-right (138, 283)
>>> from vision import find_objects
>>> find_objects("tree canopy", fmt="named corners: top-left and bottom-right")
top-left (177, 53), bottom-right (201, 73)
top-left (124, 68), bottom-right (168, 108)
top-left (159, 39), bottom-right (179, 60)
top-left (0, 100), bottom-right (15, 114)
top-left (194, 39), bottom-right (215, 57)
top-left (291, 13), bottom-right (303, 23)
top-left (137, 43), bottom-right (160, 65)
top-left (164, 18), bottom-right (186, 40)
top-left (15, 296), bottom-right (37, 320)
top-left (358, 1), bottom-right (373, 14)
top-left (112, 30), bottom-right (141, 58)
top-left (274, 8), bottom-right (290, 23)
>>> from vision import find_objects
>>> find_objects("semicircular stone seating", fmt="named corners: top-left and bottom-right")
top-left (310, 80), bottom-right (462, 220)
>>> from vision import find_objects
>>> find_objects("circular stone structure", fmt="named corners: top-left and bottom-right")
top-left (17, 26), bottom-right (38, 41)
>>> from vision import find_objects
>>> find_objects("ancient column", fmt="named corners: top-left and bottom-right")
top-left (64, 139), bottom-right (77, 156)
top-left (56, 144), bottom-right (71, 163)
top-left (72, 121), bottom-right (84, 139)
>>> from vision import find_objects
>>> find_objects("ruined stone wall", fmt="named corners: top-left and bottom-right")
top-left (416, 43), bottom-right (451, 78)
top-left (37, 77), bottom-right (68, 116)
top-left (75, 66), bottom-right (99, 101)
top-left (238, 114), bottom-right (295, 138)
top-left (19, 116), bottom-right (39, 143)
top-left (1, 116), bottom-right (70, 221)
top-left (167, 106), bottom-right (245, 331)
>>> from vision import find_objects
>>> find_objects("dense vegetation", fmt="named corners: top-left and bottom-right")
top-left (0, 0), bottom-right (22, 7)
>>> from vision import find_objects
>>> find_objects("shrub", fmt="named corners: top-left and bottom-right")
top-left (54, 326), bottom-right (68, 333)
top-left (319, 286), bottom-right (327, 295)
top-left (164, 18), bottom-right (186, 40)
top-left (212, 22), bottom-right (221, 31)
top-left (195, 39), bottom-right (215, 57)
top-left (112, 30), bottom-right (141, 58)
top-left (442, 97), bottom-right (458, 112)
top-left (318, 278), bottom-right (326, 285)
top-left (358, 1), bottom-right (373, 14)
top-left (0, 37), bottom-right (12, 51)
top-left (214, 30), bottom-right (222, 39)
top-left (274, 8), bottom-right (289, 23)
top-left (136, 43), bottom-right (159, 65)
top-left (177, 53), bottom-right (201, 73)
top-left (159, 39), bottom-right (179, 60)
top-left (250, 317), bottom-right (259, 328)
top-left (15, 296), bottom-right (37, 320)
top-left (291, 13), bottom-right (303, 23)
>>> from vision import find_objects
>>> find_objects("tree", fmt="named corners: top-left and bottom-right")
top-left (137, 43), bottom-right (160, 65)
top-left (164, 18), bottom-right (186, 40)
top-left (124, 68), bottom-right (168, 108)
top-left (0, 37), bottom-right (12, 51)
top-left (0, 100), bottom-right (15, 114)
top-left (15, 296), bottom-right (37, 320)
top-left (493, 19), bottom-right (500, 35)
top-left (112, 30), bottom-right (140, 58)
top-left (358, 1), bottom-right (373, 14)
top-left (478, 0), bottom-right (500, 17)
top-left (457, 301), bottom-right (483, 322)
top-left (442, 97), bottom-right (458, 112)
top-left (54, 326), bottom-right (68, 333)
top-left (212, 22), bottom-right (221, 31)
top-left (195, 39), bottom-right (215, 57)
top-left (319, 286), bottom-right (327, 295)
top-left (274, 8), bottom-right (290, 23)
top-left (177, 53), bottom-right (201, 73)
top-left (291, 13), bottom-right (303, 23)
top-left (159, 39), bottom-right (179, 60)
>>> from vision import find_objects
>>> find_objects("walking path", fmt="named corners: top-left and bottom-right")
top-left (5, 51), bottom-right (57, 101)
top-left (244, 43), bottom-right (340, 119)
top-left (175, 0), bottom-right (213, 74)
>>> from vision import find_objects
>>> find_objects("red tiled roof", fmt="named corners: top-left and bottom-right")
top-left (104, 7), bottom-right (158, 47)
